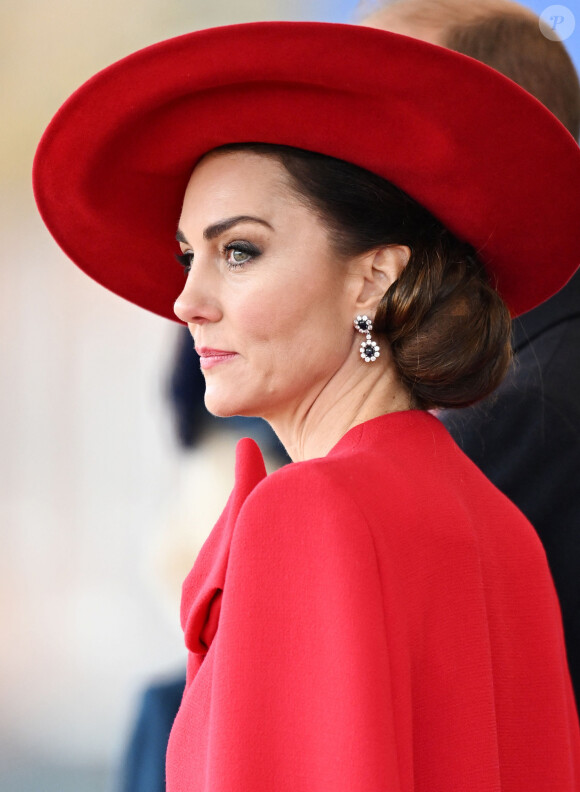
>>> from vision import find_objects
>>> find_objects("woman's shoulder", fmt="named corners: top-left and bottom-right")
top-left (247, 453), bottom-right (365, 520)
top-left (230, 446), bottom-right (378, 564)
top-left (228, 453), bottom-right (382, 590)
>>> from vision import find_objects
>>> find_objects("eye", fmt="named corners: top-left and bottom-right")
top-left (175, 251), bottom-right (193, 275)
top-left (224, 241), bottom-right (261, 270)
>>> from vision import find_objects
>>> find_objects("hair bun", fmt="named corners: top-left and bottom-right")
top-left (377, 233), bottom-right (512, 410)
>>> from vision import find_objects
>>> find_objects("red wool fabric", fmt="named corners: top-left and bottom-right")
top-left (166, 411), bottom-right (580, 791)
top-left (33, 22), bottom-right (580, 321)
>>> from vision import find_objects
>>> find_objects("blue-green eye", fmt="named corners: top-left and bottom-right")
top-left (228, 248), bottom-right (251, 265)
top-left (224, 241), bottom-right (261, 269)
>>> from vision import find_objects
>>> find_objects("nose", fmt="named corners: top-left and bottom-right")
top-left (173, 268), bottom-right (222, 325)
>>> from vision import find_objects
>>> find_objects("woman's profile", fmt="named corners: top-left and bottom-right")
top-left (33, 20), bottom-right (580, 791)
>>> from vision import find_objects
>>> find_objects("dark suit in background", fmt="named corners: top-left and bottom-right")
top-left (441, 271), bottom-right (580, 706)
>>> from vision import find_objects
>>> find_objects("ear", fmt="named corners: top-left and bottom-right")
top-left (355, 245), bottom-right (410, 313)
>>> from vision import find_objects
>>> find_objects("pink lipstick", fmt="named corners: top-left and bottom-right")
top-left (196, 347), bottom-right (239, 370)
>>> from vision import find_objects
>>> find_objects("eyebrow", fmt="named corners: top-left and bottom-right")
top-left (176, 215), bottom-right (273, 245)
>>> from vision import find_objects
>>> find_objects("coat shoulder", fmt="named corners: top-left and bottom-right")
top-left (232, 452), bottom-right (378, 565)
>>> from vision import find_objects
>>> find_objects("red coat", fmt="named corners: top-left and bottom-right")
top-left (166, 410), bottom-right (580, 791)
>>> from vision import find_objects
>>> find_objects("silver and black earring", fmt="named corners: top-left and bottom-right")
top-left (354, 315), bottom-right (380, 363)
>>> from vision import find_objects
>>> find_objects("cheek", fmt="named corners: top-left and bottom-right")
top-left (242, 276), bottom-right (351, 372)
top-left (204, 266), bottom-right (352, 417)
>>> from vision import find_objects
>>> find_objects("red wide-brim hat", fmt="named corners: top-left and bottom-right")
top-left (33, 21), bottom-right (580, 321)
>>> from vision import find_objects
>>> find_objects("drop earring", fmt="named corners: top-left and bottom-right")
top-left (354, 314), bottom-right (380, 363)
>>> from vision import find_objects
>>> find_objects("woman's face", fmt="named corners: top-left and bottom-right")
top-left (174, 151), bottom-right (361, 421)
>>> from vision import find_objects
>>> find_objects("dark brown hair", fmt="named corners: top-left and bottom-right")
top-left (214, 143), bottom-right (512, 410)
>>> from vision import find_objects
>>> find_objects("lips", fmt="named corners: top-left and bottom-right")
top-left (196, 347), bottom-right (238, 370)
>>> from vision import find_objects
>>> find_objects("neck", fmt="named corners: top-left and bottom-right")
top-left (265, 349), bottom-right (411, 462)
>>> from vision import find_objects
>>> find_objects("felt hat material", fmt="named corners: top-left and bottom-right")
top-left (33, 21), bottom-right (580, 320)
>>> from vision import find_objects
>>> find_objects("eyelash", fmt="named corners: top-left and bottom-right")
top-left (175, 252), bottom-right (193, 273)
top-left (175, 241), bottom-right (261, 275)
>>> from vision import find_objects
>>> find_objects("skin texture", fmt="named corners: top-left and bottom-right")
top-left (174, 150), bottom-right (411, 462)
top-left (360, 0), bottom-right (538, 44)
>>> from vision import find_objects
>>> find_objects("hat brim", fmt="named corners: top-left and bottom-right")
top-left (33, 21), bottom-right (580, 320)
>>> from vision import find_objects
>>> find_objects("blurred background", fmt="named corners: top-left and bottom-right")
top-left (1, 0), bottom-right (578, 790)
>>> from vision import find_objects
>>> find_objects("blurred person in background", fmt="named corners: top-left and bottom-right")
top-left (362, 0), bottom-right (580, 706)
top-left (34, 20), bottom-right (580, 791)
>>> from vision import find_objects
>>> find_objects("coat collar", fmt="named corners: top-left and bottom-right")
top-left (180, 410), bottom-right (442, 663)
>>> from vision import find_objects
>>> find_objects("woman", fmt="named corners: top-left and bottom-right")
top-left (33, 21), bottom-right (580, 791)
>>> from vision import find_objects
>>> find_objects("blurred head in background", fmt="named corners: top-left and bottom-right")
top-left (360, 0), bottom-right (580, 140)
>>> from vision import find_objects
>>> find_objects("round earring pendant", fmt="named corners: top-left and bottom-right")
top-left (360, 339), bottom-right (380, 363)
top-left (354, 314), bottom-right (373, 334)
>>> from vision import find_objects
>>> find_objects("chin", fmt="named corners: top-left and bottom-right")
top-left (203, 391), bottom-right (261, 420)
